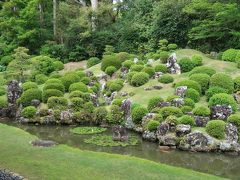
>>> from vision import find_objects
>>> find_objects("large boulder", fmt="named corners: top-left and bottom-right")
top-left (41, 115), bottom-right (56, 125)
top-left (225, 123), bottom-right (238, 143)
top-left (156, 123), bottom-right (169, 136)
top-left (142, 131), bottom-right (157, 142)
top-left (121, 99), bottom-right (134, 129)
top-left (176, 124), bottom-right (191, 137)
top-left (60, 110), bottom-right (73, 124)
top-left (158, 134), bottom-right (177, 146)
top-left (171, 98), bottom-right (184, 107)
top-left (175, 86), bottom-right (187, 97)
top-left (31, 99), bottom-right (41, 108)
top-left (194, 116), bottom-right (210, 127)
top-left (112, 125), bottom-right (128, 141)
top-left (210, 105), bottom-right (233, 120)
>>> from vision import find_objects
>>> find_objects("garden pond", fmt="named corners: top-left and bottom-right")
top-left (1, 119), bottom-right (240, 180)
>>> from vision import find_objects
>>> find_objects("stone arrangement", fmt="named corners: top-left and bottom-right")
top-left (0, 169), bottom-right (24, 180)
top-left (112, 125), bottom-right (128, 141)
top-left (166, 53), bottom-right (181, 74)
top-left (211, 105), bottom-right (233, 120)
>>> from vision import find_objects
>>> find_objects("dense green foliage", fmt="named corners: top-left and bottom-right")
top-left (21, 106), bottom-right (37, 118)
top-left (178, 115), bottom-right (195, 126)
top-left (193, 106), bottom-right (210, 117)
top-left (132, 106), bottom-right (148, 124)
top-left (131, 72), bottom-right (149, 87)
top-left (147, 120), bottom-right (160, 132)
top-left (206, 120), bottom-right (226, 139)
top-left (158, 74), bottom-right (174, 84)
top-left (19, 88), bottom-right (42, 107)
top-left (209, 73), bottom-right (234, 94)
top-left (70, 127), bottom-right (107, 135)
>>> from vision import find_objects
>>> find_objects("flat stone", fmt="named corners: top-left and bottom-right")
top-left (31, 139), bottom-right (57, 147)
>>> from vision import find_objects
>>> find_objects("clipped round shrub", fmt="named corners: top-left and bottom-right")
top-left (165, 115), bottom-right (178, 126)
top-left (69, 82), bottom-right (88, 93)
top-left (154, 64), bottom-right (168, 73)
top-left (107, 105), bottom-right (124, 125)
top-left (159, 51), bottom-right (169, 63)
top-left (22, 82), bottom-right (38, 91)
top-left (112, 99), bottom-right (123, 106)
top-left (193, 106), bottom-right (210, 116)
top-left (122, 60), bottom-right (134, 69)
top-left (105, 66), bottom-right (117, 76)
top-left (206, 120), bottom-right (226, 139)
top-left (130, 64), bottom-right (144, 72)
top-left (206, 86), bottom-right (228, 101)
top-left (167, 43), bottom-right (178, 50)
top-left (181, 106), bottom-right (193, 114)
top-left (147, 120), bottom-right (160, 132)
top-left (53, 61), bottom-right (64, 70)
top-left (101, 55), bottom-right (121, 71)
top-left (131, 72), bottom-right (149, 87)
top-left (189, 73), bottom-right (210, 93)
top-left (166, 95), bottom-right (179, 102)
top-left (142, 66), bottom-right (155, 78)
top-left (81, 77), bottom-right (91, 85)
top-left (160, 106), bottom-right (183, 119)
top-left (234, 76), bottom-right (240, 92)
top-left (179, 57), bottom-right (195, 72)
top-left (109, 82), bottom-right (123, 92)
top-left (43, 83), bottom-right (65, 93)
top-left (76, 71), bottom-right (86, 79)
top-left (127, 71), bottom-right (137, 83)
top-left (227, 114), bottom-right (240, 129)
top-left (158, 74), bottom-right (174, 84)
top-left (222, 49), bottom-right (238, 62)
top-left (192, 55), bottom-right (203, 66)
top-left (35, 74), bottom-right (48, 84)
top-left (209, 93), bottom-right (237, 112)
top-left (132, 106), bottom-right (148, 124)
top-left (45, 78), bottom-right (62, 85)
top-left (184, 98), bottom-right (195, 108)
top-left (189, 66), bottom-right (216, 77)
top-left (116, 52), bottom-right (131, 62)
top-left (21, 106), bottom-right (37, 118)
top-left (70, 97), bottom-right (84, 111)
top-left (0, 96), bottom-right (7, 108)
top-left (147, 97), bottom-right (164, 111)
top-left (175, 80), bottom-right (201, 94)
top-left (19, 88), bottom-right (42, 107)
top-left (185, 88), bottom-right (200, 102)
top-left (69, 91), bottom-right (90, 102)
top-left (87, 57), bottom-right (101, 68)
top-left (178, 115), bottom-right (195, 126)
top-left (209, 73), bottom-right (234, 93)
top-left (61, 73), bottom-right (80, 91)
top-left (47, 96), bottom-right (68, 109)
top-left (49, 73), bottom-right (62, 79)
top-left (42, 89), bottom-right (63, 103)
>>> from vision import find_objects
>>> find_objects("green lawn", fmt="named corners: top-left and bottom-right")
top-left (0, 123), bottom-right (224, 180)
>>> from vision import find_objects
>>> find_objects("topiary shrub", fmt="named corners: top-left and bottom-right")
top-left (0, 96), bottom-right (7, 108)
top-left (160, 106), bottom-right (183, 119)
top-left (192, 55), bottom-right (203, 66)
top-left (43, 83), bottom-right (65, 93)
top-left (109, 82), bottom-right (123, 92)
top-left (178, 115), bottom-right (195, 126)
top-left (142, 66), bottom-right (155, 78)
top-left (165, 115), bottom-right (178, 126)
top-left (53, 61), bottom-right (64, 70)
top-left (130, 64), bottom-right (144, 72)
top-left (209, 73), bottom-right (234, 94)
top-left (206, 86), bottom-right (228, 101)
top-left (147, 120), bottom-right (160, 132)
top-left (87, 57), bottom-right (101, 68)
top-left (116, 52), bottom-right (131, 62)
top-left (167, 43), bottom-right (178, 51)
top-left (206, 120), bottom-right (226, 139)
top-left (227, 114), bottom-right (240, 129)
top-left (179, 57), bottom-right (195, 72)
top-left (19, 89), bottom-right (42, 107)
top-left (189, 66), bottom-right (216, 77)
top-left (76, 71), bottom-right (86, 79)
top-left (122, 60), bottom-right (134, 69)
top-left (131, 72), bottom-right (149, 87)
top-left (22, 82), bottom-right (38, 91)
top-left (101, 55), bottom-right (121, 71)
top-left (42, 89), bottom-right (63, 103)
top-left (175, 80), bottom-right (201, 94)
top-left (69, 82), bottom-right (88, 93)
top-left (70, 97), bottom-right (84, 111)
top-left (222, 49), bottom-right (238, 62)
top-left (158, 74), bottom-right (174, 84)
top-left (112, 99), bottom-right (123, 106)
top-left (189, 73), bottom-right (210, 93)
top-left (193, 106), bottom-right (210, 116)
top-left (49, 73), bottom-right (62, 79)
top-left (45, 78), bottom-right (62, 85)
top-left (21, 106), bottom-right (37, 118)
top-left (185, 88), bottom-right (200, 102)
top-left (154, 64), bottom-right (168, 73)
top-left (47, 96), bottom-right (68, 109)
top-left (132, 106), bottom-right (148, 124)
top-left (107, 105), bottom-right (124, 125)
top-left (209, 93), bottom-right (238, 112)
top-left (61, 73), bottom-right (81, 91)
top-left (126, 71), bottom-right (137, 83)
top-left (159, 51), bottom-right (169, 63)
top-left (181, 106), bottom-right (193, 114)
top-left (81, 77), bottom-right (91, 85)
top-left (234, 76), bottom-right (240, 92)
top-left (184, 98), bottom-right (195, 108)
top-left (147, 97), bottom-right (164, 111)
top-left (105, 66), bottom-right (117, 76)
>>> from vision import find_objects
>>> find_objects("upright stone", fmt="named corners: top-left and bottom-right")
top-left (112, 125), bottom-right (128, 141)
top-left (121, 99), bottom-right (134, 129)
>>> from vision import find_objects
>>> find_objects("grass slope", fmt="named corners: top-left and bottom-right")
top-left (0, 123), bottom-right (223, 180)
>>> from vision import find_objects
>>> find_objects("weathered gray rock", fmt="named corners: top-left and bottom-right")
top-left (175, 86), bottom-right (187, 97)
top-left (19, 117), bottom-right (29, 124)
top-left (166, 53), bottom-right (181, 74)
top-left (85, 71), bottom-right (94, 77)
top-left (194, 116), bottom-right (210, 127)
top-left (0, 169), bottom-right (24, 180)
top-left (171, 98), bottom-right (184, 107)
top-left (60, 110), bottom-right (73, 124)
top-left (153, 72), bottom-right (164, 79)
top-left (157, 102), bottom-right (171, 108)
top-left (133, 126), bottom-right (144, 133)
top-left (225, 123), bottom-right (238, 143)
top-left (211, 105), bottom-right (233, 120)
top-left (31, 139), bottom-right (57, 147)
top-left (112, 125), bottom-right (128, 141)
top-left (219, 141), bottom-right (240, 152)
top-left (152, 85), bottom-right (162, 90)
top-left (90, 93), bottom-right (99, 107)
top-left (120, 91), bottom-right (128, 97)
top-left (41, 115), bottom-right (56, 125)
top-left (158, 134), bottom-right (177, 146)
top-left (156, 123), bottom-right (169, 136)
top-left (31, 99), bottom-right (41, 108)
top-left (142, 131), bottom-right (157, 142)
top-left (176, 124), bottom-right (191, 137)
top-left (144, 87), bottom-right (152, 91)
top-left (121, 99), bottom-right (134, 129)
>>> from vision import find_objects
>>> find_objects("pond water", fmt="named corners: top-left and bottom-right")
top-left (2, 119), bottom-right (240, 180)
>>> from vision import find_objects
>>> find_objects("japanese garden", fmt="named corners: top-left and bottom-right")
top-left (1, 0), bottom-right (240, 179)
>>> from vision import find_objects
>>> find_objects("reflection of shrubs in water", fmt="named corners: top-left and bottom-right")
top-left (70, 127), bottom-right (107, 135)
top-left (84, 135), bottom-right (138, 147)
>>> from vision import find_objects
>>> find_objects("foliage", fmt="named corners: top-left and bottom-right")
top-left (43, 83), bottom-right (65, 93)
top-left (122, 60), bottom-right (134, 69)
top-left (35, 74), bottom-right (48, 85)
top-left (178, 115), bottom-right (195, 126)
top-left (154, 64), bottom-right (168, 73)
top-left (107, 105), bottom-right (124, 125)
top-left (159, 51), bottom-right (169, 63)
top-left (81, 77), bottom-right (91, 85)
top-left (206, 87), bottom-right (228, 101)
top-left (21, 106), bottom-right (37, 118)
top-left (209, 73), bottom-right (234, 94)
top-left (130, 65), bottom-right (144, 72)
top-left (105, 66), bottom-right (117, 76)
top-left (234, 76), bottom-right (240, 92)
top-left (131, 72), bottom-right (149, 87)
top-left (0, 96), bottom-right (8, 108)
top-left (181, 106), bottom-right (193, 114)
top-left (148, 97), bottom-right (164, 111)
top-left (127, 71), bottom-right (137, 83)
top-left (87, 57), bottom-right (101, 68)
top-left (70, 97), bottom-right (84, 111)
top-left (61, 73), bottom-right (81, 91)
top-left (52, 61), bottom-right (64, 71)
top-left (142, 67), bottom-right (155, 78)
top-left (189, 66), bottom-right (216, 77)
top-left (184, 98), bottom-right (195, 108)
top-left (42, 89), bottom-right (63, 103)
top-left (178, 57), bottom-right (195, 72)
top-left (227, 114), bottom-right (240, 129)
top-left (93, 107), bottom-right (108, 125)
top-left (222, 49), bottom-right (239, 62)
top-left (69, 82), bottom-right (88, 93)
top-left (175, 80), bottom-right (201, 94)
top-left (47, 97), bottom-right (68, 109)
top-left (19, 88), bottom-right (42, 107)
top-left (185, 88), bottom-right (200, 103)
top-left (22, 82), bottom-right (38, 91)
top-left (147, 120), bottom-right (160, 132)
top-left (189, 73), bottom-right (210, 93)
top-left (193, 106), bottom-right (210, 116)
top-left (192, 55), bottom-right (203, 66)
top-left (70, 127), bottom-right (107, 135)
top-left (160, 106), bottom-right (183, 119)
top-left (206, 120), bottom-right (226, 140)
top-left (158, 74), bottom-right (174, 84)
top-left (132, 106), bottom-right (148, 124)
top-left (101, 55), bottom-right (121, 71)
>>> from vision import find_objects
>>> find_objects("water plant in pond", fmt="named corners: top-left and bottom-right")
top-left (70, 127), bottom-right (107, 135)
top-left (84, 135), bottom-right (139, 147)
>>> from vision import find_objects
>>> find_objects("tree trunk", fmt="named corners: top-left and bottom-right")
top-left (53, 0), bottom-right (57, 38)
top-left (90, 0), bottom-right (98, 30)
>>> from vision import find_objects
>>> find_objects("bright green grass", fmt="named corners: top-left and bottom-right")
top-left (0, 123), bottom-right (224, 180)
top-left (70, 127), bottom-right (107, 135)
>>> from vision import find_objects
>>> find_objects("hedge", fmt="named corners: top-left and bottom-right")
top-left (105, 66), bottom-right (117, 76)
top-left (189, 73), bottom-right (210, 93)
top-left (193, 106), bottom-right (210, 116)
top-left (158, 74), bottom-right (174, 84)
top-left (43, 83), bottom-right (65, 93)
top-left (179, 57), bottom-right (195, 72)
top-left (160, 106), bottom-right (183, 119)
top-left (61, 73), bottom-right (81, 91)
top-left (147, 97), bottom-right (164, 111)
top-left (178, 115), bottom-right (195, 126)
top-left (42, 89), bottom-right (63, 103)
top-left (154, 64), bottom-right (168, 73)
top-left (101, 55), bottom-right (121, 71)
top-left (185, 88), bottom-right (200, 102)
top-left (189, 66), bottom-right (216, 77)
top-left (47, 96), bottom-right (68, 109)
top-left (22, 82), bottom-right (38, 91)
top-left (142, 66), bottom-right (155, 78)
top-left (206, 86), bottom-right (228, 101)
top-left (87, 57), bottom-right (101, 68)
top-left (222, 49), bottom-right (238, 62)
top-left (132, 106), bottom-right (148, 124)
top-left (147, 120), bottom-right (160, 132)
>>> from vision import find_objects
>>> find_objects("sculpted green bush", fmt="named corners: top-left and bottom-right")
top-left (185, 88), bottom-right (200, 103)
top-left (179, 57), bottom-right (195, 72)
top-left (181, 106), bottom-right (193, 114)
top-left (70, 97), bottom-right (84, 111)
top-left (189, 73), bottom-right (210, 93)
top-left (178, 115), bottom-right (195, 126)
top-left (193, 106), bottom-right (210, 116)
top-left (147, 97), bottom-right (164, 111)
top-left (43, 83), bottom-right (65, 93)
top-left (0, 96), bottom-right (7, 108)
top-left (42, 89), bottom-right (63, 103)
top-left (206, 86), bottom-right (228, 101)
top-left (142, 66), bottom-right (155, 78)
top-left (131, 72), bottom-right (149, 87)
top-left (184, 98), bottom-right (195, 108)
top-left (101, 55), bottom-right (121, 71)
top-left (61, 73), bottom-right (81, 91)
top-left (52, 61), bottom-right (64, 70)
top-left (105, 66), bottom-right (117, 76)
top-left (122, 60), bottom-right (134, 69)
top-left (45, 78), bottom-right (62, 85)
top-left (206, 120), bottom-right (226, 139)
top-left (158, 74), bottom-right (174, 84)
top-left (93, 107), bottom-right (108, 124)
top-left (160, 106), bottom-right (183, 119)
top-left (159, 51), bottom-right (169, 63)
top-left (222, 49), bottom-right (238, 62)
top-left (21, 106), bottom-right (37, 118)
top-left (87, 57), bottom-right (101, 68)
top-left (107, 105), bottom-right (124, 125)
top-left (132, 106), bottom-right (148, 124)
top-left (19, 88), bottom-right (42, 107)
top-left (189, 66), bottom-right (216, 77)
top-left (127, 71), bottom-right (137, 83)
top-left (130, 64), bottom-right (144, 72)
top-left (154, 64), bottom-right (168, 73)
top-left (192, 55), bottom-right (203, 66)
top-left (47, 97), bottom-right (68, 109)
top-left (22, 82), bottom-right (38, 91)
top-left (81, 77), bottom-right (91, 85)
top-left (234, 76), bottom-right (240, 92)
top-left (227, 114), bottom-right (240, 129)
top-left (147, 120), bottom-right (160, 132)
top-left (69, 82), bottom-right (88, 93)
top-left (209, 73), bottom-right (234, 94)
top-left (175, 80), bottom-right (201, 94)
top-left (167, 43), bottom-right (178, 50)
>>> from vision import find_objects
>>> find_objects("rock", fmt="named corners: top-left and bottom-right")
top-left (210, 52), bottom-right (218, 59)
top-left (41, 115), bottom-right (56, 125)
top-left (158, 134), bottom-right (177, 146)
top-left (0, 108), bottom-right (8, 117)
top-left (141, 113), bottom-right (156, 128)
top-left (159, 145), bottom-right (171, 151)
top-left (219, 141), bottom-right (240, 152)
top-left (112, 125), bottom-right (128, 141)
top-left (85, 71), bottom-right (94, 77)
top-left (19, 117), bottom-right (29, 124)
top-left (166, 53), bottom-right (181, 74)
top-left (175, 86), bottom-right (187, 97)
top-left (233, 92), bottom-right (240, 104)
top-left (152, 85), bottom-right (163, 90)
top-left (225, 123), bottom-right (238, 143)
top-left (120, 91), bottom-right (128, 97)
top-left (31, 99), bottom-right (41, 108)
top-left (156, 123), bottom-right (169, 136)
top-left (194, 116), bottom-right (210, 127)
top-left (60, 110), bottom-right (73, 124)
top-left (153, 72), bottom-right (164, 79)
top-left (176, 124), bottom-right (191, 137)
top-left (157, 101), bottom-right (171, 108)
top-left (144, 87), bottom-right (152, 91)
top-left (211, 105), bottom-right (233, 120)
top-left (31, 139), bottom-right (57, 147)
top-left (179, 131), bottom-right (218, 152)
top-left (171, 98), bottom-right (184, 107)
top-left (0, 169), bottom-right (24, 180)
top-left (121, 99), bottom-right (134, 129)
top-left (142, 131), bottom-right (157, 142)
top-left (90, 93), bottom-right (99, 107)
top-left (133, 126), bottom-right (144, 133)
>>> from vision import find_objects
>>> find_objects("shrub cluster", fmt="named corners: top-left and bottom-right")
top-left (142, 66), bottom-right (155, 78)
top-left (70, 97), bottom-right (84, 111)
top-left (22, 82), bottom-right (38, 91)
top-left (105, 66), bottom-right (117, 76)
top-left (206, 86), bottom-right (228, 101)
top-left (234, 76), bottom-right (240, 92)
top-left (192, 55), bottom-right (203, 66)
top-left (159, 51), bottom-right (169, 63)
top-left (175, 80), bottom-right (201, 94)
top-left (47, 97), bottom-right (68, 109)
top-left (132, 106), bottom-right (148, 124)
top-left (179, 57), bottom-right (195, 72)
top-left (158, 74), bottom-right (174, 84)
top-left (154, 64), bottom-right (168, 73)
top-left (21, 106), bottom-right (37, 118)
top-left (0, 96), bottom-right (7, 108)
top-left (61, 73), bottom-right (81, 91)
top-left (130, 64), bottom-right (144, 72)
top-left (52, 61), bottom-right (64, 70)
top-left (131, 72), bottom-right (149, 87)
top-left (209, 73), bottom-right (234, 94)
top-left (185, 88), bottom-right (200, 102)
top-left (189, 73), bottom-right (210, 93)
top-left (43, 83), bottom-right (65, 93)
top-left (147, 120), bottom-right (160, 132)
top-left (87, 57), bottom-right (101, 68)
top-left (19, 88), bottom-right (42, 107)
top-left (193, 106), bottom-right (210, 116)
top-left (222, 49), bottom-right (239, 62)
top-left (227, 114), bottom-right (240, 129)
top-left (122, 60), bottom-right (134, 69)
top-left (69, 82), bottom-right (88, 93)
top-left (178, 115), bottom-right (195, 126)
top-left (35, 74), bottom-right (48, 84)
top-left (189, 66), bottom-right (216, 77)
top-left (42, 89), bottom-right (63, 103)
top-left (206, 120), bottom-right (226, 139)
top-left (101, 55), bottom-right (121, 71)
top-left (147, 97), bottom-right (164, 111)
top-left (160, 106), bottom-right (183, 119)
